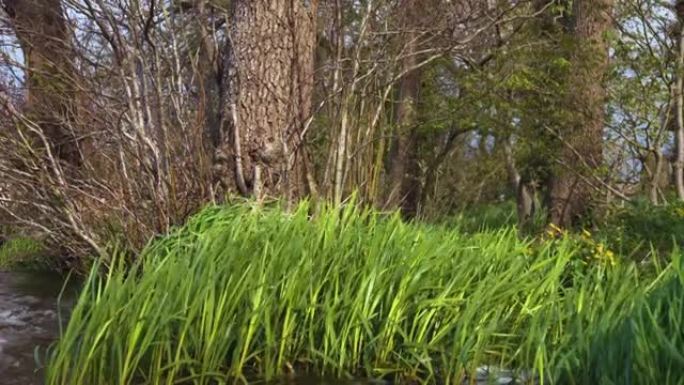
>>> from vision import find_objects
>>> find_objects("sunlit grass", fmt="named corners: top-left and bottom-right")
top-left (46, 201), bottom-right (684, 384)
top-left (0, 236), bottom-right (48, 270)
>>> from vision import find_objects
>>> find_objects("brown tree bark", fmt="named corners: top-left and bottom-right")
top-left (3, 0), bottom-right (80, 166)
top-left (547, 0), bottom-right (613, 228)
top-left (215, 0), bottom-right (318, 201)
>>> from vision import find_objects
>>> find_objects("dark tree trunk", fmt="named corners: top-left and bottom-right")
top-left (386, 0), bottom-right (422, 218)
top-left (195, 0), bottom-right (222, 150)
top-left (547, 0), bottom-right (613, 228)
top-left (3, 0), bottom-right (80, 166)
top-left (215, 0), bottom-right (318, 201)
top-left (386, 67), bottom-right (422, 217)
top-left (675, 1), bottom-right (684, 201)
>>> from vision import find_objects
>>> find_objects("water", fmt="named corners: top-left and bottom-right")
top-left (0, 271), bottom-right (76, 385)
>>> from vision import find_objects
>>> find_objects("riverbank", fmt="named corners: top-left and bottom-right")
top-left (45, 202), bottom-right (684, 384)
top-left (0, 237), bottom-right (56, 272)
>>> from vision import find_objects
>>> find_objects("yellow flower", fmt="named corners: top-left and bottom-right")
top-left (592, 242), bottom-right (617, 266)
top-left (546, 223), bottom-right (565, 238)
top-left (549, 223), bottom-right (563, 233)
top-left (676, 207), bottom-right (684, 218)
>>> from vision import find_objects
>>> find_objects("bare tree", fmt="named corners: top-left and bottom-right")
top-left (0, 0), bottom-right (224, 259)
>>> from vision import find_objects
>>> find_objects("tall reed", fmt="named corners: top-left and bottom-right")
top-left (46, 202), bottom-right (682, 384)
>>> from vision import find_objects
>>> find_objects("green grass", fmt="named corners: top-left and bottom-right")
top-left (598, 199), bottom-right (684, 260)
top-left (0, 236), bottom-right (48, 270)
top-left (46, 202), bottom-right (684, 385)
top-left (445, 200), bottom-right (518, 232)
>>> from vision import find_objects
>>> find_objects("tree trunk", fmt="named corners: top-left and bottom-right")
top-left (547, 0), bottom-right (613, 228)
top-left (386, 0), bottom-right (422, 217)
top-left (503, 135), bottom-right (537, 230)
top-left (642, 150), bottom-right (667, 205)
top-left (215, 0), bottom-right (318, 201)
top-left (675, 2), bottom-right (684, 201)
top-left (3, 0), bottom-right (80, 166)
top-left (196, 0), bottom-right (222, 150)
top-left (386, 71), bottom-right (421, 216)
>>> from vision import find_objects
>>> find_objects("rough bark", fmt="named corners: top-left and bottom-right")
top-left (547, 0), bottom-right (613, 228)
top-left (215, 0), bottom-right (318, 201)
top-left (3, 0), bottom-right (80, 166)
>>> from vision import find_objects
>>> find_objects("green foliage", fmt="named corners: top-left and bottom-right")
top-left (46, 202), bottom-right (684, 385)
top-left (445, 200), bottom-right (517, 232)
top-left (441, 200), bottom-right (550, 235)
top-left (0, 237), bottom-right (50, 270)
top-left (599, 200), bottom-right (684, 259)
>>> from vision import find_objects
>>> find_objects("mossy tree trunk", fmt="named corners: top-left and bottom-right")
top-left (3, 0), bottom-right (80, 166)
top-left (547, 0), bottom-right (614, 228)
